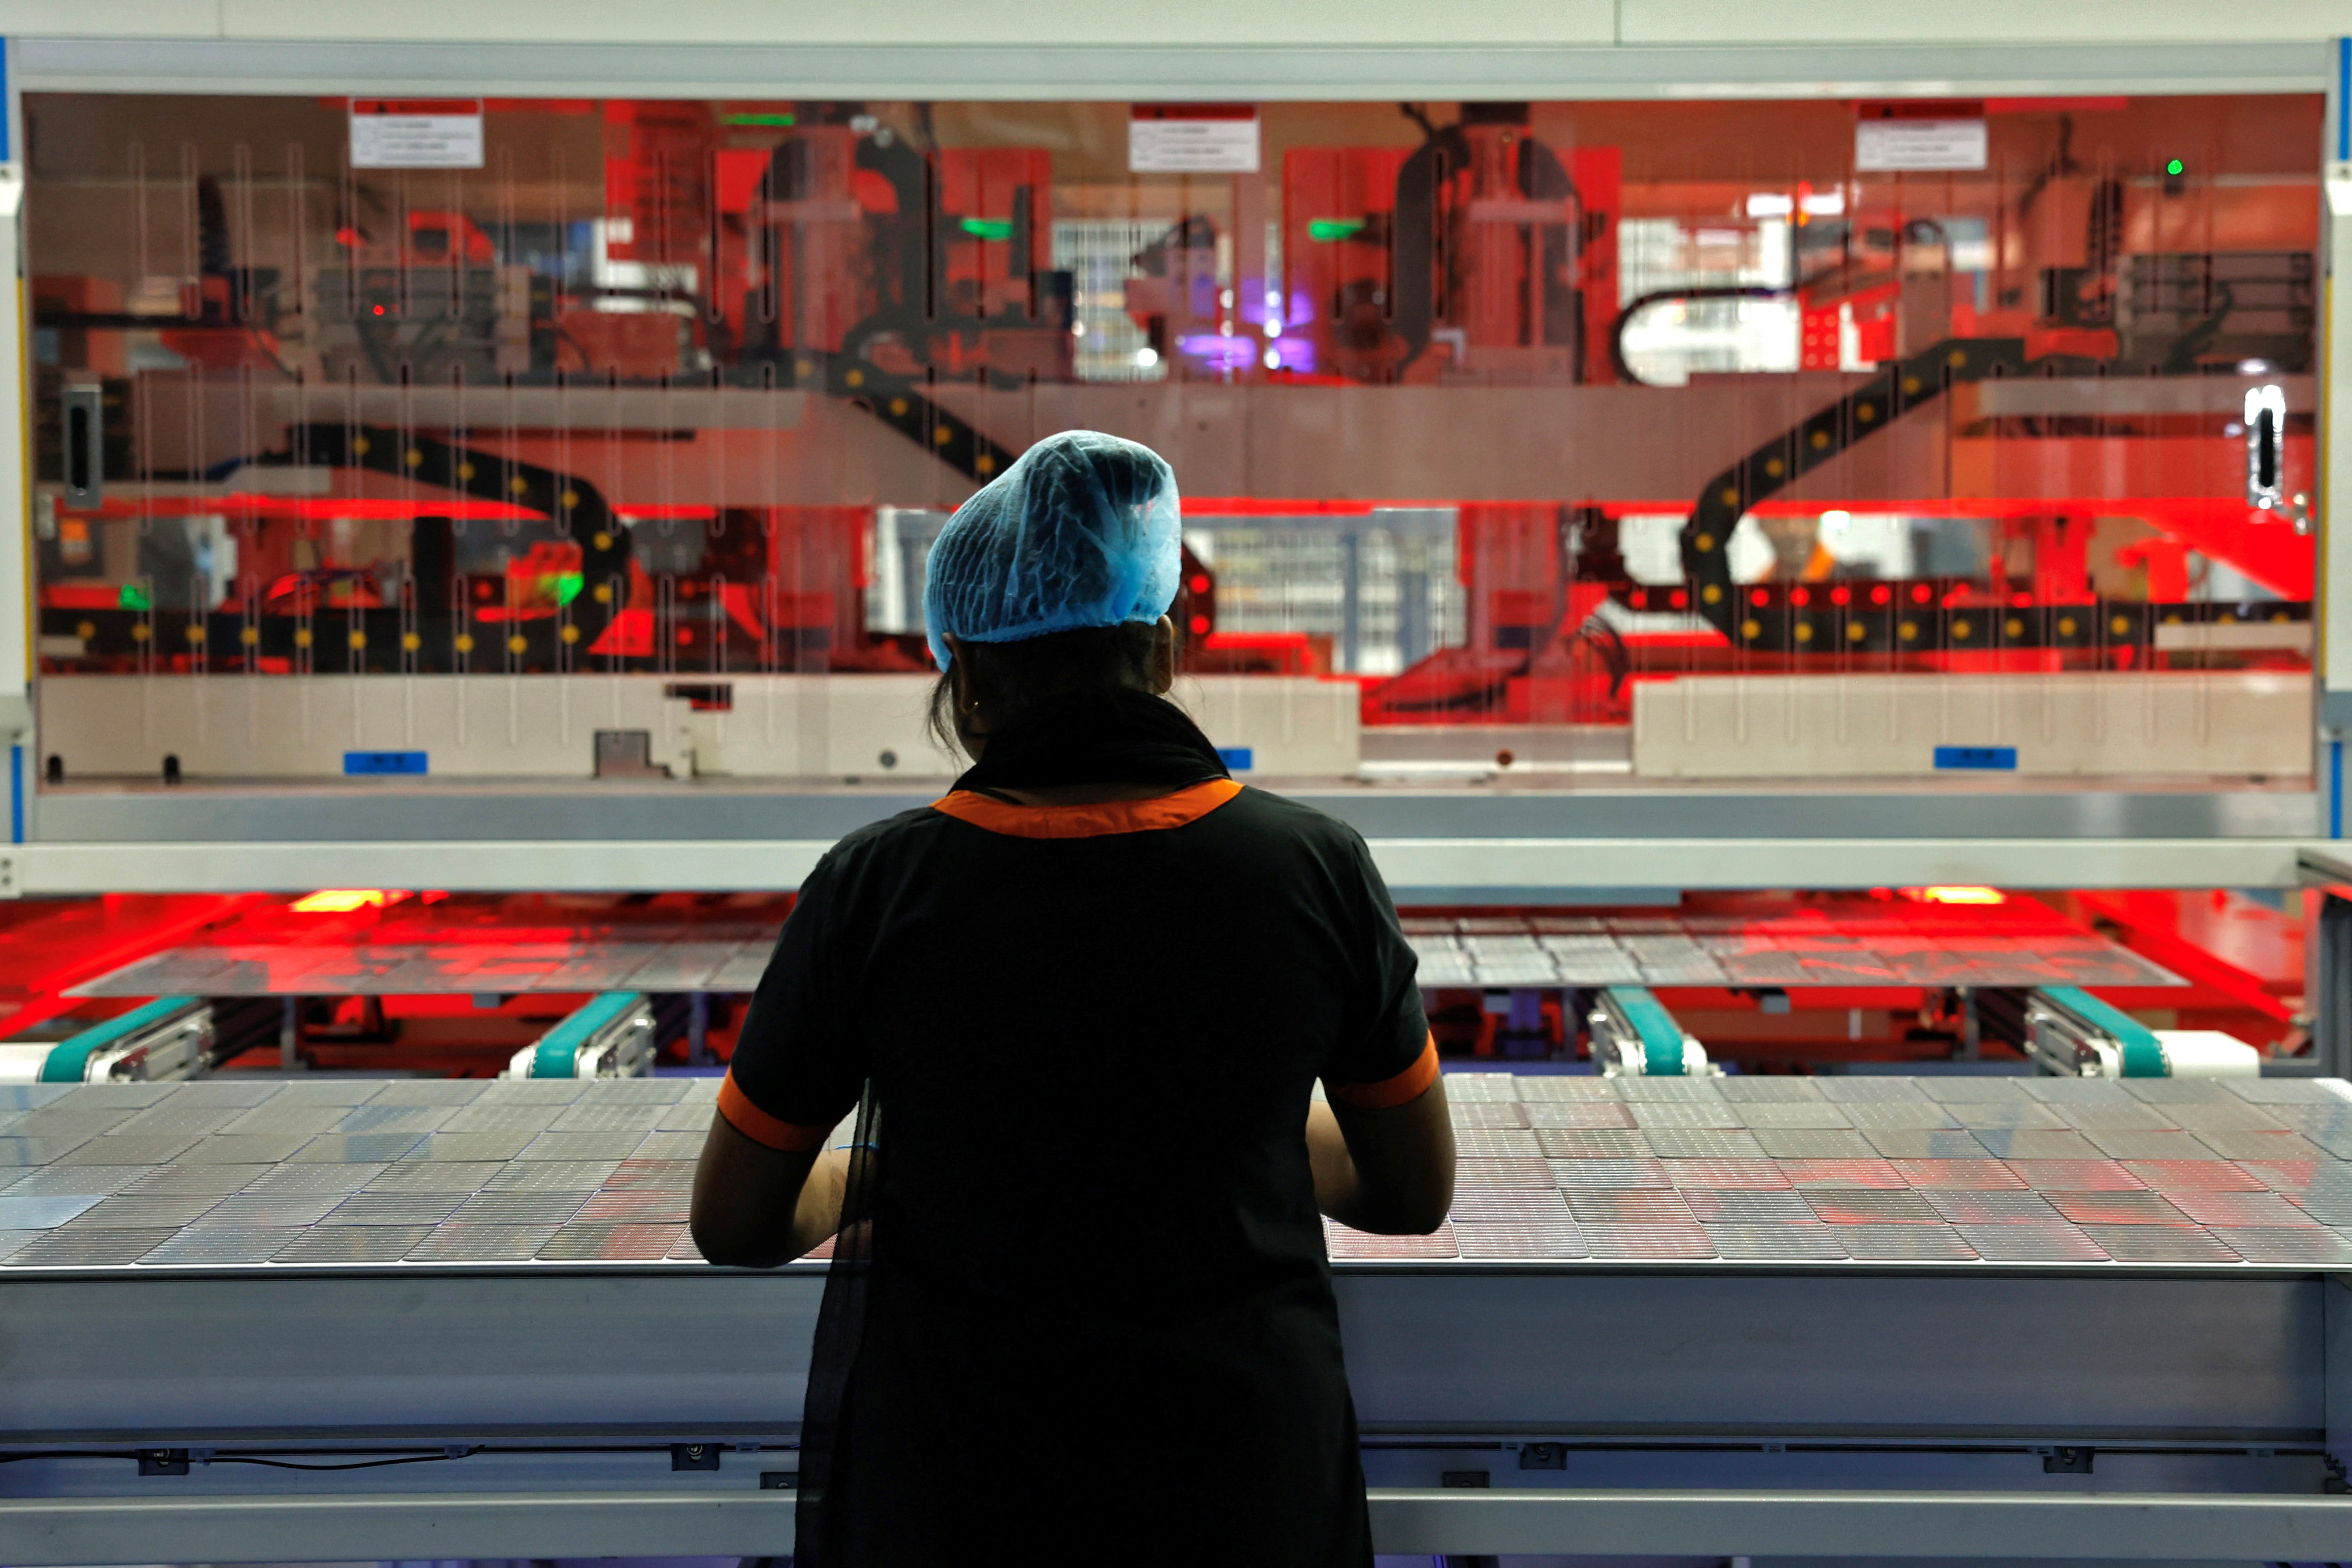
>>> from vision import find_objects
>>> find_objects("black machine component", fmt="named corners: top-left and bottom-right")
top-left (1678, 337), bottom-right (2064, 640)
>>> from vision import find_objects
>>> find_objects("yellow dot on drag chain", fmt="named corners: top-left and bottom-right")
top-left (1847, 622), bottom-right (1866, 643)
top-left (457, 461), bottom-right (476, 481)
top-left (348, 631), bottom-right (367, 651)
top-left (592, 533), bottom-right (613, 551)
top-left (1951, 619), bottom-right (1970, 639)
top-left (352, 436), bottom-right (371, 456)
top-left (1693, 533), bottom-right (1714, 552)
top-left (1701, 584), bottom-right (1722, 605)
top-left (402, 632), bottom-right (422, 652)
top-left (1794, 622), bottom-right (1814, 643)
top-left (561, 623), bottom-right (581, 644)
top-left (1811, 430), bottom-right (1831, 450)
top-left (406, 448), bottom-right (424, 467)
top-left (76, 620), bottom-right (95, 640)
top-left (510, 475), bottom-right (530, 495)
top-left (1718, 486), bottom-right (1739, 506)
top-left (131, 623), bottom-right (149, 642)
top-left (454, 634), bottom-right (476, 654)
top-left (796, 359), bottom-right (814, 378)
top-left (1764, 457), bottom-right (1784, 477)
top-left (1899, 621), bottom-right (1918, 642)
top-left (592, 584), bottom-right (613, 605)
top-left (562, 490), bottom-right (580, 509)
top-left (1741, 618), bottom-right (1761, 639)
top-left (975, 454), bottom-right (995, 475)
top-left (2111, 615), bottom-right (2130, 637)
top-left (184, 624), bottom-right (205, 643)
top-left (508, 635), bottom-right (528, 655)
top-left (934, 425), bottom-right (954, 446)
top-left (2057, 617), bottom-right (2077, 637)
top-left (845, 369), bottom-right (864, 388)
top-left (240, 625), bottom-right (260, 645)
top-left (1856, 403), bottom-right (1876, 422)
top-left (1903, 376), bottom-right (1921, 395)
top-left (293, 628), bottom-right (312, 648)
top-left (1947, 350), bottom-right (1967, 368)
top-left (2005, 618), bottom-right (2024, 638)
top-left (889, 398), bottom-right (908, 417)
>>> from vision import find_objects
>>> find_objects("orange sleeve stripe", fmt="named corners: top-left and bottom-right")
top-left (930, 778), bottom-right (1242, 839)
top-left (716, 1072), bottom-right (832, 1152)
top-left (1330, 1035), bottom-right (1440, 1110)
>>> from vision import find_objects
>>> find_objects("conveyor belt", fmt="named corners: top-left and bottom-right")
top-left (0, 1071), bottom-right (2345, 1271)
top-left (67, 904), bottom-right (2184, 998)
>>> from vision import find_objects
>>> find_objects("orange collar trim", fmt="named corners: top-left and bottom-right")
top-left (931, 777), bottom-right (1243, 839)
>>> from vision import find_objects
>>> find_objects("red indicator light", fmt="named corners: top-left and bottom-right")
top-left (1790, 587), bottom-right (1811, 607)
top-left (1750, 588), bottom-right (1770, 608)
top-left (1188, 574), bottom-right (1210, 595)
top-left (2012, 592), bottom-right (2033, 608)
top-left (1910, 583), bottom-right (1932, 604)
top-left (1629, 589), bottom-right (1649, 609)
top-left (372, 304), bottom-right (387, 315)
top-left (1870, 585), bottom-right (1892, 606)
top-left (676, 627), bottom-right (694, 646)
top-left (1189, 614), bottom-right (1210, 635)
top-left (1669, 589), bottom-right (1689, 609)
top-left (1829, 586), bottom-right (1850, 606)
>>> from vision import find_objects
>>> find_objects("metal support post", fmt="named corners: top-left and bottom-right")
top-left (2322, 43), bottom-right (2352, 752)
top-left (1339, 530), bottom-right (1363, 673)
top-left (2318, 894), bottom-right (2352, 1079)
top-left (688, 991), bottom-right (712, 1066)
top-left (277, 997), bottom-right (300, 1071)
top-left (0, 38), bottom-right (29, 847)
top-left (1398, 539), bottom-right (1431, 671)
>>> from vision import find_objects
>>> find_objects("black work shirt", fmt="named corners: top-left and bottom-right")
top-left (721, 777), bottom-right (1433, 1567)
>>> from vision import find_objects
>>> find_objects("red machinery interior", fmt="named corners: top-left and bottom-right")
top-left (23, 93), bottom-right (2319, 731)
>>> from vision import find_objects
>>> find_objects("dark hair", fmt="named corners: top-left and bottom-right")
top-left (927, 622), bottom-right (1163, 758)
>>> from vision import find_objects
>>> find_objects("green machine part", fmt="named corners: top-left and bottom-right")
top-left (1603, 986), bottom-right (1690, 1076)
top-left (2041, 986), bottom-right (2167, 1077)
top-left (39, 997), bottom-right (198, 1083)
top-left (528, 991), bottom-right (645, 1079)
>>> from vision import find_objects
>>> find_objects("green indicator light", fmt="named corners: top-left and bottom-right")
top-left (1307, 218), bottom-right (1368, 243)
top-left (959, 217), bottom-right (1015, 241)
top-left (2166, 158), bottom-right (2185, 175)
top-left (552, 573), bottom-right (584, 608)
top-left (117, 582), bottom-right (151, 613)
top-left (724, 112), bottom-right (796, 127)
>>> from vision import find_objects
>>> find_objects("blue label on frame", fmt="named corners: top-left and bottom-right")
top-left (1934, 746), bottom-right (2016, 771)
top-left (345, 751), bottom-right (428, 775)
top-left (1216, 746), bottom-right (1254, 772)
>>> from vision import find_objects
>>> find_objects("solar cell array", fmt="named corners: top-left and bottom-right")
top-left (2, 1073), bottom-right (2343, 1272)
top-left (1404, 913), bottom-right (2182, 989)
top-left (0, 1077), bottom-right (720, 1267)
top-left (72, 936), bottom-right (784, 998)
top-left (1325, 1070), bottom-right (2352, 1265)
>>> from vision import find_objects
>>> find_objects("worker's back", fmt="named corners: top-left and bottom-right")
top-left (727, 778), bottom-right (1425, 1566)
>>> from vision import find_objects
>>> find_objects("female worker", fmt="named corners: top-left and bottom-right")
top-left (690, 429), bottom-right (1456, 1568)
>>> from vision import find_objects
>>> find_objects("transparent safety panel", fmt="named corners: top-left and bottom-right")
top-left (20, 93), bottom-right (2321, 790)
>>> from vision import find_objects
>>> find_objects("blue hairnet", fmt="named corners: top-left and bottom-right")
top-left (923, 430), bottom-right (1181, 671)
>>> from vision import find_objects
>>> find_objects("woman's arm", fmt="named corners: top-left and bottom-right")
top-left (690, 1113), bottom-right (850, 1267)
top-left (1307, 1078), bottom-right (1456, 1235)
